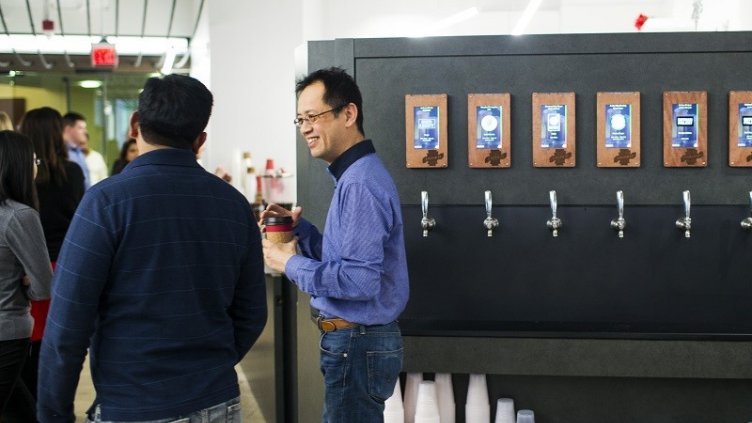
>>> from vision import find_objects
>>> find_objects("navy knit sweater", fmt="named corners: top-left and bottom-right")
top-left (37, 148), bottom-right (267, 422)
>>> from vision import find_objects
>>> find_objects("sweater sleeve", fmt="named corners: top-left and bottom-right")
top-left (37, 192), bottom-right (114, 423)
top-left (6, 208), bottom-right (52, 300)
top-left (229, 222), bottom-right (268, 361)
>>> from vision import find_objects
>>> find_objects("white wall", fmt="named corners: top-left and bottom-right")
top-left (202, 0), bottom-right (302, 202)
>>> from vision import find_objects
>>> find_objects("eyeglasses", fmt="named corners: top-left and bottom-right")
top-left (293, 104), bottom-right (347, 127)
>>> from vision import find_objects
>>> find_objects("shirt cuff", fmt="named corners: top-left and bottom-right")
top-left (284, 254), bottom-right (306, 283)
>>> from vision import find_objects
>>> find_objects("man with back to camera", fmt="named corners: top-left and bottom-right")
top-left (37, 75), bottom-right (267, 423)
top-left (62, 112), bottom-right (91, 189)
top-left (262, 67), bottom-right (409, 422)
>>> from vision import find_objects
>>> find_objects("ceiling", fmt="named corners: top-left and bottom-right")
top-left (0, 0), bottom-right (205, 72)
top-left (0, 0), bottom-right (203, 37)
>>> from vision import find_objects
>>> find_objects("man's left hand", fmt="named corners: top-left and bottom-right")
top-left (262, 238), bottom-right (297, 273)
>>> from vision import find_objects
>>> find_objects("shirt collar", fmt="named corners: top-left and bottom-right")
top-left (124, 148), bottom-right (200, 171)
top-left (327, 139), bottom-right (375, 181)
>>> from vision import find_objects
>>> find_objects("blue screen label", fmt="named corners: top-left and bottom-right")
top-left (540, 104), bottom-right (567, 148)
top-left (671, 103), bottom-right (699, 148)
top-left (604, 104), bottom-right (631, 148)
top-left (475, 105), bottom-right (502, 149)
top-left (413, 106), bottom-right (439, 149)
top-left (739, 103), bottom-right (752, 147)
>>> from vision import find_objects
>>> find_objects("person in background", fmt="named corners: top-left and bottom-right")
top-left (38, 74), bottom-right (267, 423)
top-left (111, 138), bottom-right (138, 175)
top-left (0, 131), bottom-right (53, 420)
top-left (261, 67), bottom-right (409, 422)
top-left (82, 132), bottom-right (108, 185)
top-left (14, 107), bottom-right (84, 421)
top-left (0, 111), bottom-right (13, 130)
top-left (62, 112), bottom-right (91, 189)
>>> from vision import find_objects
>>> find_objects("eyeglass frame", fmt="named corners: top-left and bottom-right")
top-left (293, 104), bottom-right (348, 127)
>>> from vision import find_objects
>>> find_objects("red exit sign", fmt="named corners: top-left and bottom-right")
top-left (91, 42), bottom-right (118, 68)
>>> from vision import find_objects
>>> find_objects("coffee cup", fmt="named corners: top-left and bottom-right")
top-left (264, 216), bottom-right (294, 243)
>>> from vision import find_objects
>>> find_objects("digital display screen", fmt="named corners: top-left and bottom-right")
top-left (676, 116), bottom-right (695, 126)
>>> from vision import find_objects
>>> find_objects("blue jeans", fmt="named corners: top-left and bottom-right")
top-left (319, 321), bottom-right (403, 423)
top-left (87, 397), bottom-right (241, 423)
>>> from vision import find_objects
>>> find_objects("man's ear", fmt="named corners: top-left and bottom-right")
top-left (128, 112), bottom-right (140, 139)
top-left (192, 132), bottom-right (207, 155)
top-left (343, 103), bottom-right (358, 128)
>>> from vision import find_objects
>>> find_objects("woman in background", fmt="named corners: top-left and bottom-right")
top-left (0, 131), bottom-right (52, 417)
top-left (11, 107), bottom-right (84, 419)
top-left (111, 138), bottom-right (138, 175)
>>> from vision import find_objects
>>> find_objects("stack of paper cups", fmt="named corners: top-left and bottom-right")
top-left (415, 381), bottom-right (441, 423)
top-left (434, 373), bottom-right (455, 423)
top-left (465, 374), bottom-right (490, 423)
top-left (384, 380), bottom-right (404, 423)
top-left (494, 398), bottom-right (515, 423)
top-left (516, 409), bottom-right (535, 423)
top-left (404, 373), bottom-right (423, 423)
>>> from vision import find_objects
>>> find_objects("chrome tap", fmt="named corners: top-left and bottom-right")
top-left (610, 190), bottom-right (626, 238)
top-left (420, 191), bottom-right (436, 237)
top-left (546, 190), bottom-right (562, 237)
top-left (483, 190), bottom-right (499, 237)
top-left (741, 191), bottom-right (752, 231)
top-left (675, 190), bottom-right (691, 238)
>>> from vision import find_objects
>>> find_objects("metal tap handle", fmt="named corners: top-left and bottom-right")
top-left (683, 190), bottom-right (691, 219)
top-left (616, 190), bottom-right (624, 219)
top-left (741, 191), bottom-right (752, 231)
top-left (420, 191), bottom-right (436, 237)
top-left (549, 190), bottom-right (558, 218)
top-left (485, 190), bottom-right (493, 218)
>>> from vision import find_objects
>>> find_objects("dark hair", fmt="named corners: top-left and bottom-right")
top-left (137, 74), bottom-right (213, 149)
top-left (0, 131), bottom-right (39, 210)
top-left (118, 138), bottom-right (137, 162)
top-left (62, 111), bottom-right (86, 127)
top-left (295, 67), bottom-right (365, 135)
top-left (19, 107), bottom-right (68, 186)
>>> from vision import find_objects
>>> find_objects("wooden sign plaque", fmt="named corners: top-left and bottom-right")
top-left (532, 92), bottom-right (576, 167)
top-left (596, 92), bottom-right (641, 168)
top-left (729, 91), bottom-right (752, 167)
top-left (467, 93), bottom-right (511, 168)
top-left (405, 94), bottom-right (448, 168)
top-left (663, 91), bottom-right (707, 167)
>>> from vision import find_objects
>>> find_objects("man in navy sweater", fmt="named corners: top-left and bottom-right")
top-left (263, 67), bottom-right (409, 422)
top-left (37, 75), bottom-right (267, 423)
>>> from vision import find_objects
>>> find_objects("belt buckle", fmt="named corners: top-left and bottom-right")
top-left (317, 316), bottom-right (338, 332)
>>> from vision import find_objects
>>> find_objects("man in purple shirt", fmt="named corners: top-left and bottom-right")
top-left (262, 67), bottom-right (409, 422)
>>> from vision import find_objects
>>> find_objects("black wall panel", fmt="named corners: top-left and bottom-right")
top-left (297, 32), bottom-right (752, 423)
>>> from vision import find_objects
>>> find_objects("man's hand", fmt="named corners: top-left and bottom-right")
top-left (262, 238), bottom-right (297, 273)
top-left (258, 204), bottom-right (303, 229)
top-left (22, 275), bottom-right (30, 286)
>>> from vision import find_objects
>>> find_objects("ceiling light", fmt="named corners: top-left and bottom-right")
top-left (160, 46), bottom-right (177, 75)
top-left (78, 80), bottom-right (103, 89)
top-left (512, 0), bottom-right (543, 36)
top-left (0, 35), bottom-right (188, 56)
